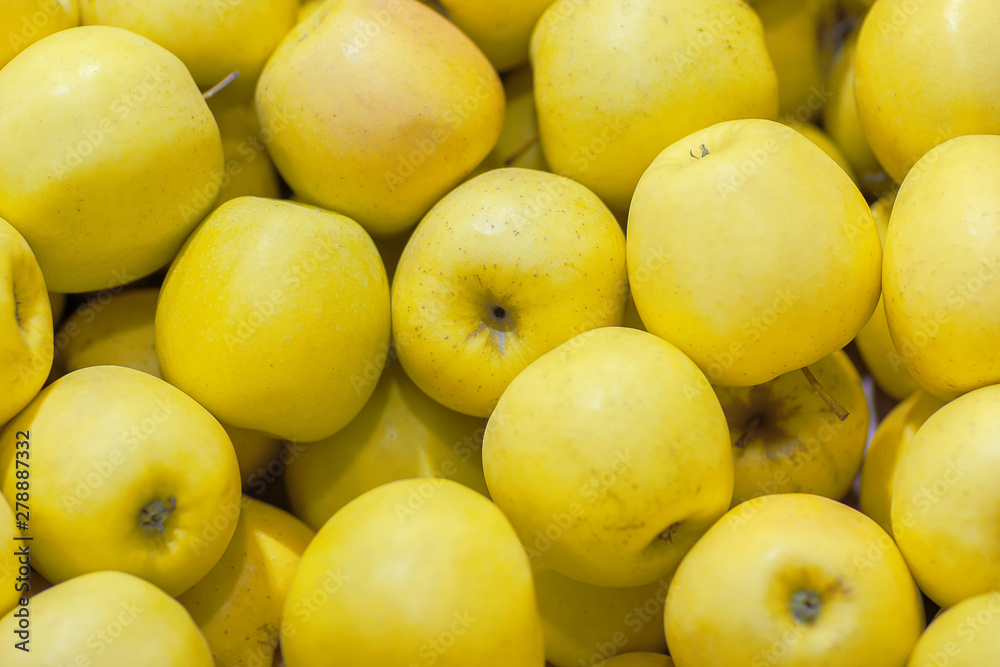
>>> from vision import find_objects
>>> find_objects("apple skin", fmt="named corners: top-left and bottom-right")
top-left (859, 389), bottom-right (943, 536)
top-left (629, 119), bottom-right (881, 387)
top-left (483, 326), bottom-right (733, 588)
top-left (256, 0), bottom-right (504, 237)
top-left (0, 365), bottom-right (242, 597)
top-left (0, 216), bottom-right (52, 425)
top-left (535, 568), bottom-right (668, 667)
top-left (891, 383), bottom-right (1000, 608)
top-left (0, 0), bottom-right (79, 69)
top-left (392, 168), bottom-right (627, 418)
top-left (156, 196), bottom-right (391, 442)
top-left (665, 494), bottom-right (924, 667)
top-left (714, 350), bottom-right (869, 507)
top-left (854, 0), bottom-right (1000, 183)
top-left (81, 0), bottom-right (299, 103)
top-left (531, 0), bottom-right (777, 212)
top-left (882, 135), bottom-right (1000, 400)
top-left (281, 479), bottom-right (545, 667)
top-left (177, 497), bottom-right (314, 667)
top-left (0, 571), bottom-right (214, 666)
top-left (906, 591), bottom-right (1000, 667)
top-left (438, 0), bottom-right (557, 72)
top-left (0, 26), bottom-right (224, 293)
top-left (285, 359), bottom-right (489, 531)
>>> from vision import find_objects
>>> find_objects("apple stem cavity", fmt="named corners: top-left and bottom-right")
top-left (202, 71), bottom-right (240, 100)
top-left (790, 589), bottom-right (822, 625)
top-left (801, 367), bottom-right (849, 421)
top-left (140, 496), bottom-right (177, 536)
top-left (689, 144), bottom-right (710, 159)
top-left (503, 134), bottom-right (541, 167)
top-left (735, 415), bottom-right (762, 448)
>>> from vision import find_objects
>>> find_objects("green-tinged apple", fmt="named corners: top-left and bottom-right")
top-left (438, 0), bottom-right (556, 72)
top-left (628, 118), bottom-right (881, 387)
top-left (0, 571), bottom-right (213, 666)
top-left (535, 568), bottom-right (668, 667)
top-left (178, 497), bottom-right (314, 667)
top-left (531, 0), bottom-right (777, 212)
top-left (0, 0), bottom-right (79, 69)
top-left (483, 326), bottom-right (733, 588)
top-left (156, 197), bottom-right (391, 442)
top-left (854, 0), bottom-right (1000, 183)
top-left (883, 135), bottom-right (1000, 400)
top-left (859, 390), bottom-right (943, 536)
top-left (714, 350), bottom-right (868, 507)
top-left (0, 26), bottom-right (224, 293)
top-left (285, 359), bottom-right (489, 531)
top-left (855, 191), bottom-right (921, 400)
top-left (256, 0), bottom-right (504, 237)
top-left (0, 217), bottom-right (51, 424)
top-left (665, 494), bottom-right (924, 666)
top-left (0, 366), bottom-right (242, 596)
top-left (281, 478), bottom-right (545, 667)
top-left (393, 168), bottom-right (626, 417)
top-left (891, 384), bottom-right (1000, 607)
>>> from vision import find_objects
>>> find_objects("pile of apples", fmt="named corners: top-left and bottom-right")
top-left (1, 0), bottom-right (999, 665)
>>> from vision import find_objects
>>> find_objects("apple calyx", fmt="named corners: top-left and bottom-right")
top-left (790, 589), bottom-right (822, 625)
top-left (140, 497), bottom-right (177, 536)
top-left (800, 367), bottom-right (849, 421)
top-left (689, 144), bottom-right (710, 159)
top-left (735, 415), bottom-right (762, 448)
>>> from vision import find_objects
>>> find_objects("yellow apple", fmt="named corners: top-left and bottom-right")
top-left (484, 327), bottom-right (733, 588)
top-left (0, 26), bottom-right (224, 293)
top-left (854, 190), bottom-right (920, 400)
top-left (883, 135), bottom-right (1000, 399)
top-left (48, 291), bottom-right (65, 326)
top-left (596, 655), bottom-right (674, 667)
top-left (755, 0), bottom-right (836, 121)
top-left (298, 0), bottom-right (324, 22)
top-left (0, 0), bottom-right (79, 69)
top-left (859, 390), bottom-right (944, 536)
top-left (0, 570), bottom-right (213, 665)
top-left (285, 359), bottom-right (489, 531)
top-left (0, 217), bottom-right (52, 425)
top-left (80, 0), bottom-right (299, 102)
top-left (784, 119), bottom-right (856, 183)
top-left (178, 497), bottom-right (314, 667)
top-left (0, 365), bottom-right (242, 596)
top-left (628, 118), bottom-right (881, 387)
top-left (854, 0), bottom-right (1000, 183)
top-left (907, 591), bottom-right (1000, 667)
top-left (535, 568), bottom-right (668, 667)
top-left (223, 424), bottom-right (281, 491)
top-left (53, 287), bottom-right (160, 378)
top-left (665, 494), bottom-right (924, 667)
top-left (393, 168), bottom-right (626, 417)
top-left (438, 0), bottom-right (556, 72)
top-left (531, 0), bottom-right (777, 212)
top-left (211, 103), bottom-right (282, 207)
top-left (823, 26), bottom-right (892, 198)
top-left (468, 64), bottom-right (548, 175)
top-left (281, 478), bottom-right (545, 667)
top-left (156, 197), bottom-right (391, 442)
top-left (891, 383), bottom-right (1000, 607)
top-left (256, 0), bottom-right (504, 237)
top-left (714, 350), bottom-right (868, 507)
top-left (0, 495), bottom-right (19, 616)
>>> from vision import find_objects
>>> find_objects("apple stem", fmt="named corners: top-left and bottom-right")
top-left (735, 415), bottom-right (762, 448)
top-left (503, 134), bottom-right (540, 167)
top-left (801, 367), bottom-right (849, 421)
top-left (202, 71), bottom-right (239, 100)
